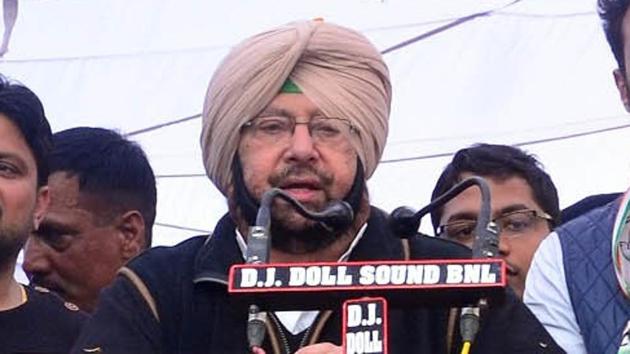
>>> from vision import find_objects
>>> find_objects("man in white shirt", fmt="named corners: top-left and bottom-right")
top-left (524, 1), bottom-right (630, 353)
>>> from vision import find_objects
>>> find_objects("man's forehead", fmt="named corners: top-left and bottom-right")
top-left (48, 172), bottom-right (81, 205)
top-left (0, 114), bottom-right (33, 162)
top-left (47, 172), bottom-right (104, 215)
top-left (45, 177), bottom-right (117, 233)
top-left (442, 174), bottom-right (539, 219)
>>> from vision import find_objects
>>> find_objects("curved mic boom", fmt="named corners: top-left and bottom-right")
top-left (388, 176), bottom-right (500, 354)
top-left (389, 176), bottom-right (497, 258)
top-left (256, 188), bottom-right (354, 233)
top-left (245, 187), bottom-right (355, 352)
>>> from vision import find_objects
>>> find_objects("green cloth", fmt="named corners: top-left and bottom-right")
top-left (280, 79), bottom-right (302, 93)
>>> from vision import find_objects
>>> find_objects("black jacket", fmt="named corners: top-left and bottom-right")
top-left (71, 207), bottom-right (564, 354)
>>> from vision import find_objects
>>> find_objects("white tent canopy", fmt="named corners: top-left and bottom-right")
top-left (2, 0), bottom-right (628, 256)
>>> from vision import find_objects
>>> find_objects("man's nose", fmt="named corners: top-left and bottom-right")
top-left (22, 237), bottom-right (51, 278)
top-left (285, 124), bottom-right (319, 162)
top-left (498, 234), bottom-right (511, 257)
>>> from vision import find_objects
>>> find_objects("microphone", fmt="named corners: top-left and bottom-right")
top-left (388, 176), bottom-right (500, 354)
top-left (232, 180), bottom-right (505, 311)
top-left (389, 176), bottom-right (499, 258)
top-left (245, 187), bottom-right (355, 351)
top-left (307, 200), bottom-right (355, 232)
top-left (460, 305), bottom-right (481, 354)
top-left (247, 304), bottom-right (267, 350)
top-left (246, 188), bottom-right (354, 266)
top-left (256, 188), bottom-right (354, 232)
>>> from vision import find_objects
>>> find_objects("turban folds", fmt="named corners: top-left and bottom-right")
top-left (201, 20), bottom-right (391, 195)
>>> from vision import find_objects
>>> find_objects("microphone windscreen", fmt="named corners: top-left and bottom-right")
top-left (389, 206), bottom-right (418, 237)
top-left (321, 201), bottom-right (354, 232)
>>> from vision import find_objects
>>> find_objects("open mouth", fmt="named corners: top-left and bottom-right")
top-left (280, 178), bottom-right (322, 201)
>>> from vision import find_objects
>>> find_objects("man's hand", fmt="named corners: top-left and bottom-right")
top-left (251, 347), bottom-right (265, 354)
top-left (251, 343), bottom-right (342, 354)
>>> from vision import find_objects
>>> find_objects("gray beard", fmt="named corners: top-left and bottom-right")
top-left (269, 217), bottom-right (339, 254)
top-left (267, 199), bottom-right (349, 255)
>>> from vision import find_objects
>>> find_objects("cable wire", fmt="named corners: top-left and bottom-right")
top-left (495, 10), bottom-right (594, 19)
top-left (460, 341), bottom-right (472, 354)
top-left (125, 113), bottom-right (201, 137)
top-left (87, 0), bottom-right (594, 138)
top-left (380, 122), bottom-right (630, 164)
top-left (1, 2), bottom-right (588, 64)
top-left (151, 121), bottom-right (630, 232)
top-left (363, 10), bottom-right (595, 34)
top-left (42, 0), bottom-right (527, 137)
top-left (388, 114), bottom-right (628, 146)
top-left (154, 121), bottom-right (630, 175)
top-left (380, 0), bottom-right (523, 55)
top-left (153, 121), bottom-right (630, 178)
top-left (154, 222), bottom-right (208, 233)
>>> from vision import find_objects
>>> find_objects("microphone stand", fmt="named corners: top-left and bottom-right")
top-left (389, 176), bottom-right (500, 354)
top-left (245, 188), bottom-right (354, 352)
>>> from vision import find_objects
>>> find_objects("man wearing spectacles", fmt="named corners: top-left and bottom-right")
top-left (431, 143), bottom-right (560, 299)
top-left (72, 21), bottom-right (563, 354)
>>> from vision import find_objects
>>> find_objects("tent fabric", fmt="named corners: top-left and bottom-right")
top-left (1, 0), bottom-right (628, 258)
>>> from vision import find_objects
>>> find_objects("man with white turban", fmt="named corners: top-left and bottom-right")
top-left (71, 20), bottom-right (563, 354)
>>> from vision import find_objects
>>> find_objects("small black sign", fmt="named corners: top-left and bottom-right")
top-left (343, 297), bottom-right (387, 354)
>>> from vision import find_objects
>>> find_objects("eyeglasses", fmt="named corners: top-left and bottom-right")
top-left (241, 115), bottom-right (357, 147)
top-left (437, 209), bottom-right (553, 243)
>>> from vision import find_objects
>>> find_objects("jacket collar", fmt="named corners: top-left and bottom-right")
top-left (193, 213), bottom-right (242, 285)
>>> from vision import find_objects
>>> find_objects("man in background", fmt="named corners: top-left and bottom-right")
top-left (524, 1), bottom-right (630, 353)
top-left (431, 143), bottom-right (559, 298)
top-left (23, 127), bottom-right (156, 312)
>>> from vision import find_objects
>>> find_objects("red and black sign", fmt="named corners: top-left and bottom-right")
top-left (228, 259), bottom-right (506, 310)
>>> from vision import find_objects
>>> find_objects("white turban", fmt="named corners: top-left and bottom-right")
top-left (201, 19), bottom-right (391, 195)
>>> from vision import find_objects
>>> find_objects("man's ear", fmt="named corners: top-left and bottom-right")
top-left (614, 68), bottom-right (630, 112)
top-left (33, 186), bottom-right (49, 230)
top-left (117, 210), bottom-right (146, 261)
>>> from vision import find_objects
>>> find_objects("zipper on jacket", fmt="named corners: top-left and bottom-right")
top-left (269, 313), bottom-right (292, 354)
top-left (268, 311), bottom-right (327, 354)
top-left (298, 321), bottom-right (315, 349)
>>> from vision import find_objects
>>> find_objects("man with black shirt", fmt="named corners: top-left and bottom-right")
top-left (0, 75), bottom-right (86, 353)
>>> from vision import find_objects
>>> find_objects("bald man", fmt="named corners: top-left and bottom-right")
top-left (71, 20), bottom-right (562, 354)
